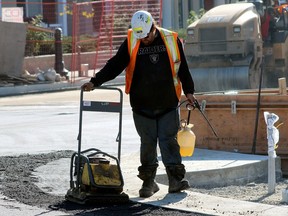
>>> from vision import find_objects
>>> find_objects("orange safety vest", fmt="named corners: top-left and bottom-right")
top-left (125, 27), bottom-right (182, 99)
top-left (275, 4), bottom-right (288, 14)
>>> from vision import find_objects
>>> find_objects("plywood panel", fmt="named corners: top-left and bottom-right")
top-left (180, 89), bottom-right (288, 156)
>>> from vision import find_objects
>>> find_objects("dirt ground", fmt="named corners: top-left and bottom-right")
top-left (0, 151), bottom-right (287, 215)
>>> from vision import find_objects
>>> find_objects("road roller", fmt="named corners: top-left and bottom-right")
top-left (185, 0), bottom-right (288, 92)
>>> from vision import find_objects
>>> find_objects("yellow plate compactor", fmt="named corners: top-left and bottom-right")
top-left (65, 87), bottom-right (129, 204)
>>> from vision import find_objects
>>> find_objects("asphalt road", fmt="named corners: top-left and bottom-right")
top-left (0, 86), bottom-right (140, 157)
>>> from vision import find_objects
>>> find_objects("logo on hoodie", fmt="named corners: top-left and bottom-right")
top-left (149, 54), bottom-right (159, 64)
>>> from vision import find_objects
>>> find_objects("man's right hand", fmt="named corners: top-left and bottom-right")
top-left (81, 82), bottom-right (94, 91)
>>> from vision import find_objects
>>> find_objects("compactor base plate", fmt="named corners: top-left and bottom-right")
top-left (65, 188), bottom-right (130, 205)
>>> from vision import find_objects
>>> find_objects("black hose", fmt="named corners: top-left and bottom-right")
top-left (252, 61), bottom-right (264, 154)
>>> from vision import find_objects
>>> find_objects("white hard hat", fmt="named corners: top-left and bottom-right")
top-left (131, 10), bottom-right (154, 39)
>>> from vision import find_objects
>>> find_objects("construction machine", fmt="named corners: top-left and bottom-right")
top-left (65, 87), bottom-right (129, 204)
top-left (185, 0), bottom-right (288, 92)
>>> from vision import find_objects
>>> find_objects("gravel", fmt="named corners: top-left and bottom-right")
top-left (0, 151), bottom-right (287, 215)
top-left (191, 179), bottom-right (288, 206)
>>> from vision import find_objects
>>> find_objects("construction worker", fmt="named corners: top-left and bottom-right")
top-left (274, 0), bottom-right (288, 14)
top-left (81, 10), bottom-right (196, 198)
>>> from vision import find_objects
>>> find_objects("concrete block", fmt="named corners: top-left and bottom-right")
top-left (0, 21), bottom-right (27, 77)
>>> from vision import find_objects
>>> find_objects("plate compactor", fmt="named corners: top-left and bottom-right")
top-left (65, 87), bottom-right (129, 204)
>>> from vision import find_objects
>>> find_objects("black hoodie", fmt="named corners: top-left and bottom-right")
top-left (90, 28), bottom-right (195, 111)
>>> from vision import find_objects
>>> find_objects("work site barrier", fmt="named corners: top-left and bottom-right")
top-left (0, 0), bottom-right (162, 83)
top-left (70, 0), bottom-right (162, 83)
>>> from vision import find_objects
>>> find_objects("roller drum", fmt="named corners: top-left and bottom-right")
top-left (190, 66), bottom-right (250, 92)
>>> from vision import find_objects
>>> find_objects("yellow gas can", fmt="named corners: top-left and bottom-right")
top-left (177, 122), bottom-right (196, 157)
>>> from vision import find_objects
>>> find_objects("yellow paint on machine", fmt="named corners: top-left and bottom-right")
top-left (81, 163), bottom-right (122, 186)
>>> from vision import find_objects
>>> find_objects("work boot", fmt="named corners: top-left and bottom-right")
top-left (139, 179), bottom-right (160, 198)
top-left (138, 166), bottom-right (159, 198)
top-left (166, 165), bottom-right (190, 193)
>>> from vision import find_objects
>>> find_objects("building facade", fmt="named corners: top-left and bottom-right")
top-left (0, 0), bottom-right (231, 34)
top-left (0, 0), bottom-right (68, 35)
top-left (162, 0), bottom-right (228, 30)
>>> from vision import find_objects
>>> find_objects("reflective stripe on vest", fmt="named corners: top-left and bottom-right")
top-left (125, 27), bottom-right (182, 99)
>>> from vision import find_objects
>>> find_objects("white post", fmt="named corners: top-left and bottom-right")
top-left (268, 150), bottom-right (276, 194)
top-left (264, 112), bottom-right (279, 194)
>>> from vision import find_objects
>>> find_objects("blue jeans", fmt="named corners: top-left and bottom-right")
top-left (133, 109), bottom-right (182, 168)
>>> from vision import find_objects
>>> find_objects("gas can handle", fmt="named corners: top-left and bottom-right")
top-left (180, 119), bottom-right (187, 128)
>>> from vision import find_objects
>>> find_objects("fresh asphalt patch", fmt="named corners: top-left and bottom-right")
top-left (0, 151), bottom-right (205, 216)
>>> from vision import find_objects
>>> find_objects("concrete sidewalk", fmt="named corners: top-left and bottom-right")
top-left (122, 150), bottom-right (288, 216)
top-left (0, 75), bottom-right (125, 97)
top-left (34, 148), bottom-right (288, 216)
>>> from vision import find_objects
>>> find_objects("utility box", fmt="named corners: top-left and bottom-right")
top-left (0, 21), bottom-right (27, 77)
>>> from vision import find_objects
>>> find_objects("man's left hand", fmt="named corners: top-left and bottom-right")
top-left (186, 93), bottom-right (196, 105)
